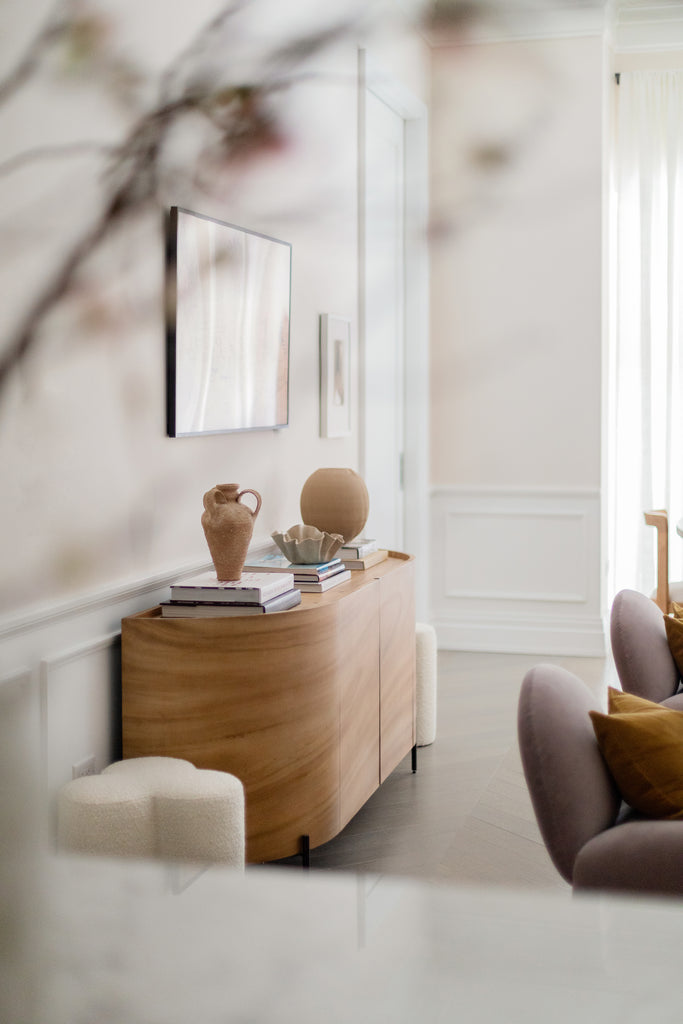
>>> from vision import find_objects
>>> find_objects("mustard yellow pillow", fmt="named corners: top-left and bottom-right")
top-left (606, 686), bottom-right (663, 715)
top-left (664, 614), bottom-right (683, 678)
top-left (589, 701), bottom-right (683, 819)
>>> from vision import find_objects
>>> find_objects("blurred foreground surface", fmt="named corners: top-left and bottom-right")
top-left (6, 850), bottom-right (683, 1023)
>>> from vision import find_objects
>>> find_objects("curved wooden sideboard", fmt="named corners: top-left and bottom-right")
top-left (121, 552), bottom-right (416, 863)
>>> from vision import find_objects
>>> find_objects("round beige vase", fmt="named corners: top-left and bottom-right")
top-left (201, 484), bottom-right (262, 581)
top-left (299, 468), bottom-right (369, 543)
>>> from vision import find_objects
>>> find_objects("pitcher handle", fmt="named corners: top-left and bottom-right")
top-left (237, 488), bottom-right (262, 519)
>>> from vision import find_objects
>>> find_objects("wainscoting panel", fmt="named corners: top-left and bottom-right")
top-left (430, 488), bottom-right (604, 656)
top-left (0, 545), bottom-right (275, 829)
top-left (0, 667), bottom-right (39, 789)
top-left (0, 667), bottom-right (35, 731)
top-left (41, 632), bottom-right (121, 801)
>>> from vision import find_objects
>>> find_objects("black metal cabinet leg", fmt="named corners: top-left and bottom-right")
top-left (301, 834), bottom-right (310, 869)
top-left (411, 744), bottom-right (417, 773)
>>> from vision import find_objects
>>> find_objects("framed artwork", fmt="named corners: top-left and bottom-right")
top-left (165, 206), bottom-right (291, 437)
top-left (319, 314), bottom-right (352, 438)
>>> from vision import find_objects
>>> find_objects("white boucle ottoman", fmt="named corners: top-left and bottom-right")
top-left (57, 756), bottom-right (245, 868)
top-left (416, 622), bottom-right (437, 747)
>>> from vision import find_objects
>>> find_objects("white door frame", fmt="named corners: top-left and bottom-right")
top-left (358, 48), bottom-right (430, 619)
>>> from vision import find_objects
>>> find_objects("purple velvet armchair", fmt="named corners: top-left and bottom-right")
top-left (517, 589), bottom-right (683, 897)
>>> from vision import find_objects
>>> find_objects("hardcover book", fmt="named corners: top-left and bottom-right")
top-left (242, 553), bottom-right (343, 576)
top-left (339, 537), bottom-right (378, 558)
top-left (160, 588), bottom-right (302, 617)
top-left (169, 571), bottom-right (294, 604)
top-left (292, 564), bottom-right (346, 583)
top-left (296, 570), bottom-right (352, 593)
top-left (342, 549), bottom-right (389, 571)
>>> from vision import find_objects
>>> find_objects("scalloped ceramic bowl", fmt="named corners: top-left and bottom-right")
top-left (271, 524), bottom-right (344, 564)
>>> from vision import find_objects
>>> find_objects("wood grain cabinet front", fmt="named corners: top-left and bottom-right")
top-left (121, 553), bottom-right (415, 863)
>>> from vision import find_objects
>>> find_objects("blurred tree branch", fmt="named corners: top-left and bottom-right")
top-left (0, 1), bottom-right (69, 105)
top-left (0, 142), bottom-right (115, 178)
top-left (0, 0), bottom-right (358, 397)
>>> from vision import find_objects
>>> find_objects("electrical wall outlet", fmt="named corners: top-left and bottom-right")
top-left (72, 754), bottom-right (97, 779)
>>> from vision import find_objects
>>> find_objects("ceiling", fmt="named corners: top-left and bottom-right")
top-left (421, 0), bottom-right (683, 49)
top-left (612, 0), bottom-right (683, 50)
top-left (423, 1), bottom-right (604, 45)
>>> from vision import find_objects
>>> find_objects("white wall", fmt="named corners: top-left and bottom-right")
top-left (429, 30), bottom-right (606, 654)
top-left (0, 0), bottom-right (429, 819)
top-left (0, 3), bottom-right (346, 611)
top-left (0, 0), bottom-right (431, 615)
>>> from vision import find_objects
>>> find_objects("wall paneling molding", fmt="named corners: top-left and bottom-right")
top-left (430, 486), bottom-right (604, 656)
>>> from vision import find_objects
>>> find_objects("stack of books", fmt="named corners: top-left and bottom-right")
top-left (243, 553), bottom-right (352, 593)
top-left (160, 571), bottom-right (301, 617)
top-left (338, 538), bottom-right (388, 571)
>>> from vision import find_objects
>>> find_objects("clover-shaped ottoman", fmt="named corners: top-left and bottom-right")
top-left (57, 756), bottom-right (245, 868)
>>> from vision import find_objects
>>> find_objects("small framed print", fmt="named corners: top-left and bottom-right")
top-left (319, 314), bottom-right (351, 438)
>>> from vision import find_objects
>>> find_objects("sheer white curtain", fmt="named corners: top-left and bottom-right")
top-left (608, 70), bottom-right (683, 603)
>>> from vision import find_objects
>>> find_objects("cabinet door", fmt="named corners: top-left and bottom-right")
top-left (338, 582), bottom-right (380, 828)
top-left (379, 558), bottom-right (416, 782)
top-left (122, 608), bottom-right (341, 863)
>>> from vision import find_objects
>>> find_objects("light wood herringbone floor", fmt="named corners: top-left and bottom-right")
top-left (259, 650), bottom-right (610, 891)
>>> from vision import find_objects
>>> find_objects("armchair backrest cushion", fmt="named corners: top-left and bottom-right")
top-left (610, 589), bottom-right (680, 703)
top-left (518, 665), bottom-right (621, 884)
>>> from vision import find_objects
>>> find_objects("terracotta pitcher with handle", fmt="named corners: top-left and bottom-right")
top-left (201, 483), bottom-right (262, 581)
